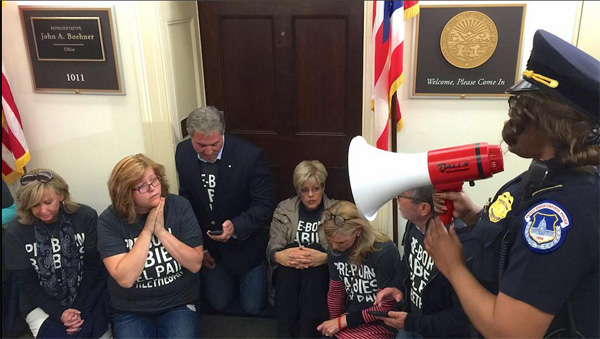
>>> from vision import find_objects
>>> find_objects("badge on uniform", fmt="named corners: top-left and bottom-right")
top-left (488, 192), bottom-right (514, 223)
top-left (523, 200), bottom-right (571, 253)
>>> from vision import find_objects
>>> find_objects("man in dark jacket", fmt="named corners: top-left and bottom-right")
top-left (175, 106), bottom-right (276, 315)
top-left (375, 185), bottom-right (473, 338)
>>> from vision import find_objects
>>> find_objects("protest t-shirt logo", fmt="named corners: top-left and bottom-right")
top-left (408, 232), bottom-right (435, 310)
top-left (333, 261), bottom-right (378, 303)
top-left (125, 228), bottom-right (184, 288)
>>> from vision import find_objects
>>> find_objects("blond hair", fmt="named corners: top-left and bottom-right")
top-left (292, 160), bottom-right (328, 193)
top-left (16, 168), bottom-right (79, 225)
top-left (323, 201), bottom-right (389, 266)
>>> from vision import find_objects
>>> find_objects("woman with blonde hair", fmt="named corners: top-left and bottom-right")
top-left (5, 169), bottom-right (109, 338)
top-left (267, 160), bottom-right (337, 338)
top-left (97, 154), bottom-right (204, 338)
top-left (317, 201), bottom-right (402, 338)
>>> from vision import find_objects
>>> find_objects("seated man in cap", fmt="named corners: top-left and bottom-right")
top-left (425, 29), bottom-right (599, 338)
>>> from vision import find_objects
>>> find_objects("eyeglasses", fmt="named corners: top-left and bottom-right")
top-left (20, 172), bottom-right (53, 185)
top-left (397, 195), bottom-right (421, 203)
top-left (322, 210), bottom-right (353, 227)
top-left (132, 176), bottom-right (161, 194)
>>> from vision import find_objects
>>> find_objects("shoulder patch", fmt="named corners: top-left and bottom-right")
top-left (522, 200), bottom-right (571, 253)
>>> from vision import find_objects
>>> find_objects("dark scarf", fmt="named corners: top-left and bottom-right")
top-left (34, 211), bottom-right (81, 307)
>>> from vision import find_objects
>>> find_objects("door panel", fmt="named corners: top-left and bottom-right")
top-left (198, 1), bottom-right (363, 202)
top-left (220, 17), bottom-right (278, 133)
top-left (294, 17), bottom-right (347, 135)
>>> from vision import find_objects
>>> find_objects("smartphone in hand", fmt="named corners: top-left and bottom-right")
top-left (208, 230), bottom-right (224, 235)
top-left (368, 311), bottom-right (390, 317)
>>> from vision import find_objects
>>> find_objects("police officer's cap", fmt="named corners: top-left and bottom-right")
top-left (506, 29), bottom-right (599, 123)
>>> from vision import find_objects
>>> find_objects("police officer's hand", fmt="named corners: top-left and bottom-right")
top-left (374, 287), bottom-right (403, 307)
top-left (433, 190), bottom-right (481, 225)
top-left (380, 311), bottom-right (408, 330)
top-left (424, 216), bottom-right (464, 280)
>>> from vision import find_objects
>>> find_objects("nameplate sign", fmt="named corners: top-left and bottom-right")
top-left (32, 17), bottom-right (105, 61)
top-left (19, 6), bottom-right (124, 94)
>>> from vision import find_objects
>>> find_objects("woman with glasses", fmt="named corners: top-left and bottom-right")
top-left (4, 169), bottom-right (110, 338)
top-left (426, 30), bottom-right (599, 337)
top-left (97, 154), bottom-right (204, 338)
top-left (317, 201), bottom-right (402, 339)
top-left (267, 160), bottom-right (337, 338)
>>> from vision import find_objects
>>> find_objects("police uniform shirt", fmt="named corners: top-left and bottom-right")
top-left (471, 161), bottom-right (599, 337)
top-left (294, 201), bottom-right (324, 246)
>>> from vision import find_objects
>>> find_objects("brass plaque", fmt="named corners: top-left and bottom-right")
top-left (19, 6), bottom-right (124, 94)
top-left (440, 11), bottom-right (498, 69)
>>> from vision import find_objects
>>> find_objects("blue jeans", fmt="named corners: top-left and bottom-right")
top-left (396, 330), bottom-right (423, 339)
top-left (203, 260), bottom-right (266, 315)
top-left (113, 304), bottom-right (200, 338)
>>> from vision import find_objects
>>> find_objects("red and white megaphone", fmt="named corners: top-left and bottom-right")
top-left (348, 136), bottom-right (504, 223)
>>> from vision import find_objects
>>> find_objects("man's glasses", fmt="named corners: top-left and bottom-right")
top-left (132, 176), bottom-right (161, 194)
top-left (397, 195), bottom-right (421, 203)
top-left (20, 171), bottom-right (53, 186)
top-left (322, 210), bottom-right (353, 227)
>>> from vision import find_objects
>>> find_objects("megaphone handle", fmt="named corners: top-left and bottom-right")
top-left (439, 199), bottom-right (454, 226)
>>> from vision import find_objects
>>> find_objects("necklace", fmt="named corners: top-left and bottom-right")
top-left (43, 224), bottom-right (59, 239)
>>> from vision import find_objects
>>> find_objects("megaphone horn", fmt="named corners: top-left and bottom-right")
top-left (348, 136), bottom-right (430, 221)
top-left (348, 136), bottom-right (504, 222)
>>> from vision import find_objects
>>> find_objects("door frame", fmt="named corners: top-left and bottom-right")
top-left (133, 1), bottom-right (205, 193)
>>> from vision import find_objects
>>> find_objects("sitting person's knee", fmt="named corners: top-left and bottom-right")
top-left (207, 292), bottom-right (234, 311)
top-left (241, 300), bottom-right (265, 315)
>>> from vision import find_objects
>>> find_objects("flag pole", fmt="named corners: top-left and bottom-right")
top-left (391, 93), bottom-right (399, 245)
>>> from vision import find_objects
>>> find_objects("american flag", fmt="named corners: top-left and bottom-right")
top-left (372, 1), bottom-right (419, 150)
top-left (2, 60), bottom-right (30, 183)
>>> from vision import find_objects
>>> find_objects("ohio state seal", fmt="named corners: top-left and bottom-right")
top-left (440, 11), bottom-right (498, 69)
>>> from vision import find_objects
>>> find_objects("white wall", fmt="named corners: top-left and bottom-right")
top-left (576, 1), bottom-right (600, 59)
top-left (394, 1), bottom-right (582, 231)
top-left (2, 1), bottom-right (147, 212)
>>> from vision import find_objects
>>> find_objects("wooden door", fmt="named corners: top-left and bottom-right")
top-left (198, 1), bottom-right (364, 202)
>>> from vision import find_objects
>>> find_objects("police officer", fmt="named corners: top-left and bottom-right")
top-left (424, 30), bottom-right (599, 338)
